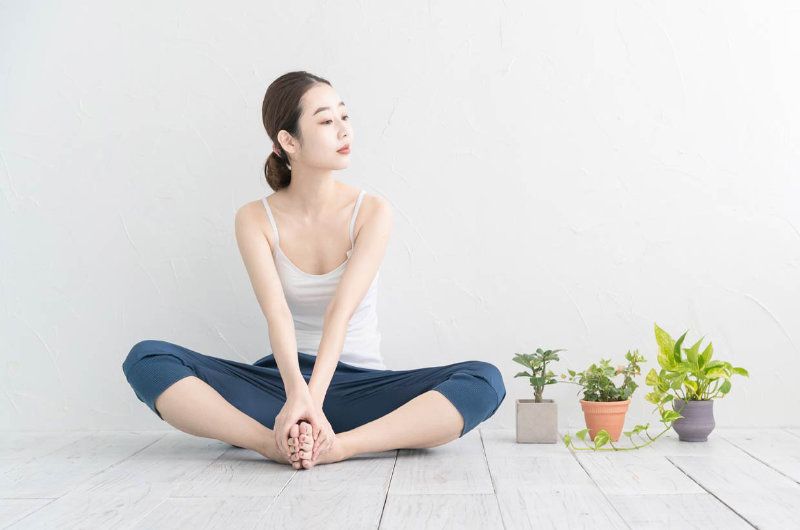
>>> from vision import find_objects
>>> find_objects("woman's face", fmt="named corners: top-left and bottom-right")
top-left (286, 83), bottom-right (352, 170)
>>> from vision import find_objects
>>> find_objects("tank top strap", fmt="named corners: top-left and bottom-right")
top-left (261, 196), bottom-right (280, 245)
top-left (349, 190), bottom-right (366, 247)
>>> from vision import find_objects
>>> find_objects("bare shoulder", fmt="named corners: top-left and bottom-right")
top-left (235, 198), bottom-right (267, 226)
top-left (354, 192), bottom-right (393, 239)
top-left (234, 198), bottom-right (272, 244)
top-left (362, 193), bottom-right (392, 217)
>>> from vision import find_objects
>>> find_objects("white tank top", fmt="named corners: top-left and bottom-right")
top-left (261, 189), bottom-right (386, 370)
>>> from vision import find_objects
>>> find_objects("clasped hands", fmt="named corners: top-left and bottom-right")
top-left (273, 386), bottom-right (335, 462)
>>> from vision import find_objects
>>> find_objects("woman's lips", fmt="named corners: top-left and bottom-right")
top-left (337, 147), bottom-right (350, 154)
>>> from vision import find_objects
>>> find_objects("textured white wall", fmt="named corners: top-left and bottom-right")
top-left (1, 1), bottom-right (798, 432)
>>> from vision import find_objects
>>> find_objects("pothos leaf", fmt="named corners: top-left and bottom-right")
top-left (594, 430), bottom-right (610, 449)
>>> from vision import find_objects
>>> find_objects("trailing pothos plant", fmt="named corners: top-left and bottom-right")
top-left (561, 346), bottom-right (684, 452)
top-left (647, 323), bottom-right (749, 403)
top-left (512, 348), bottom-right (565, 403)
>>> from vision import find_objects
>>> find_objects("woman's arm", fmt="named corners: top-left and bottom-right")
top-left (308, 195), bottom-right (393, 404)
top-left (234, 201), bottom-right (307, 397)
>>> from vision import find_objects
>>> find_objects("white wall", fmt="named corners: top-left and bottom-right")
top-left (1, 0), bottom-right (798, 431)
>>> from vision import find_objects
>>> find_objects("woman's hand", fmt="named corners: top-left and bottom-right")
top-left (273, 390), bottom-right (317, 460)
top-left (308, 402), bottom-right (335, 461)
top-left (274, 391), bottom-right (336, 461)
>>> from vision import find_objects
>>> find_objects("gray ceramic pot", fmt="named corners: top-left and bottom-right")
top-left (672, 398), bottom-right (715, 442)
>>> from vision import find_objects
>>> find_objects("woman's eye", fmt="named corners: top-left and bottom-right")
top-left (322, 115), bottom-right (349, 125)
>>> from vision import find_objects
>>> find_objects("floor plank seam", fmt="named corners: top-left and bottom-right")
top-left (82, 433), bottom-right (168, 491)
top-left (5, 497), bottom-right (59, 528)
top-left (478, 428), bottom-right (507, 530)
top-left (783, 428), bottom-right (800, 440)
top-left (565, 438), bottom-right (634, 530)
top-left (255, 464), bottom-right (300, 524)
top-left (12, 432), bottom-right (94, 469)
top-left (664, 456), bottom-right (757, 529)
top-left (376, 450), bottom-right (399, 529)
top-left (717, 433), bottom-right (800, 486)
top-left (125, 496), bottom-right (171, 530)
top-left (6, 432), bottom-right (169, 528)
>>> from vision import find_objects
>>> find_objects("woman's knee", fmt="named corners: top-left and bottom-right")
top-left (123, 340), bottom-right (170, 376)
top-left (464, 360), bottom-right (507, 408)
top-left (122, 340), bottom-right (199, 417)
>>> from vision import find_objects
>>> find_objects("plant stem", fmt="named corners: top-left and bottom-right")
top-left (565, 424), bottom-right (673, 452)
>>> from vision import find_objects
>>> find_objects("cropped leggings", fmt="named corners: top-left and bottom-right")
top-left (122, 340), bottom-right (506, 438)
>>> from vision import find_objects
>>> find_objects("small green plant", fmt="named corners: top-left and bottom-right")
top-left (646, 323), bottom-right (749, 404)
top-left (512, 348), bottom-right (565, 403)
top-left (560, 350), bottom-right (646, 402)
top-left (561, 349), bottom-right (682, 451)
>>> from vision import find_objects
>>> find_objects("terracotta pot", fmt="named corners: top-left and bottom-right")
top-left (516, 398), bottom-right (558, 444)
top-left (580, 399), bottom-right (631, 442)
top-left (671, 398), bottom-right (715, 442)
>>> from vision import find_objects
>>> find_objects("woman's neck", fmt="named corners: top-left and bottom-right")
top-left (282, 171), bottom-right (339, 218)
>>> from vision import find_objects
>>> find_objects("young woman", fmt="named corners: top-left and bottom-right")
top-left (122, 71), bottom-right (506, 470)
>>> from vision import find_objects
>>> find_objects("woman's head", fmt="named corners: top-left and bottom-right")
top-left (261, 71), bottom-right (353, 191)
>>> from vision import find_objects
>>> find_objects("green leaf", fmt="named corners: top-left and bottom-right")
top-left (670, 373), bottom-right (687, 390)
top-left (719, 379), bottom-right (732, 394)
top-left (576, 429), bottom-right (588, 441)
top-left (645, 368), bottom-right (659, 387)
top-left (594, 430), bottom-right (610, 449)
top-left (684, 338), bottom-right (703, 368)
top-left (732, 366), bottom-right (749, 377)
top-left (704, 360), bottom-right (726, 370)
top-left (654, 323), bottom-right (675, 359)
top-left (645, 391), bottom-right (662, 404)
top-left (699, 342), bottom-right (713, 368)
top-left (673, 331), bottom-right (688, 363)
top-left (705, 367), bottom-right (728, 379)
top-left (514, 371), bottom-right (532, 378)
top-left (662, 410), bottom-right (682, 423)
top-left (512, 355), bottom-right (529, 367)
top-left (562, 433), bottom-right (571, 447)
top-left (657, 352), bottom-right (674, 370)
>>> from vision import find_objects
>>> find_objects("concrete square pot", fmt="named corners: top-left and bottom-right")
top-left (516, 398), bottom-right (558, 443)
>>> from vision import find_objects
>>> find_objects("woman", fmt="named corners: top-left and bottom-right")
top-left (122, 71), bottom-right (506, 470)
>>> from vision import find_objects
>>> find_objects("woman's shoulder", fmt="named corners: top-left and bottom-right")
top-left (236, 195), bottom-right (270, 220)
top-left (360, 191), bottom-right (391, 216)
top-left (234, 196), bottom-right (273, 243)
top-left (353, 189), bottom-right (392, 242)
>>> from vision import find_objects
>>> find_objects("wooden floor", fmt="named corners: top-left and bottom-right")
top-left (1, 427), bottom-right (799, 529)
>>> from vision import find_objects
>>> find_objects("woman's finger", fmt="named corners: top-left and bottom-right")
top-left (280, 417), bottom-right (296, 457)
top-left (315, 430), bottom-right (327, 455)
top-left (313, 434), bottom-right (325, 459)
top-left (275, 420), bottom-right (287, 457)
top-left (312, 421), bottom-right (323, 446)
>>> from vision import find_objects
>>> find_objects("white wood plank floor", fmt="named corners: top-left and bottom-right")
top-left (1, 427), bottom-right (799, 529)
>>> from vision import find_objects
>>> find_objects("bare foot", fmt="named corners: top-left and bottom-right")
top-left (297, 422), bottom-right (352, 469)
top-left (287, 423), bottom-right (302, 470)
top-left (258, 430), bottom-right (291, 465)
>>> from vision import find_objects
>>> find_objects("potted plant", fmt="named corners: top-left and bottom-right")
top-left (513, 348), bottom-right (564, 443)
top-left (647, 323), bottom-right (749, 442)
top-left (561, 350), bottom-right (646, 442)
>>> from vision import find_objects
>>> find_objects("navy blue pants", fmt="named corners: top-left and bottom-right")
top-left (122, 340), bottom-right (506, 437)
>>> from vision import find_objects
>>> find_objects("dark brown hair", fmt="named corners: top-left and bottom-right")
top-left (262, 71), bottom-right (332, 191)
